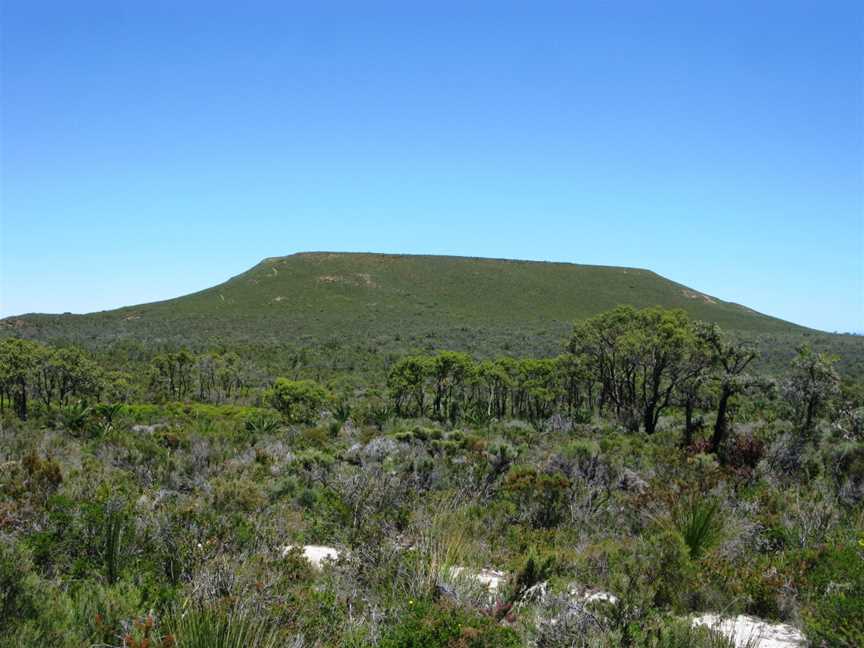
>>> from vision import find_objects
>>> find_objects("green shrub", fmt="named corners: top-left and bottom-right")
top-left (803, 589), bottom-right (864, 648)
top-left (58, 401), bottom-right (93, 434)
top-left (0, 539), bottom-right (35, 626)
top-left (21, 451), bottom-right (63, 500)
top-left (502, 466), bottom-right (570, 529)
top-left (646, 529), bottom-right (694, 610)
top-left (213, 478), bottom-right (266, 513)
top-left (647, 616), bottom-right (743, 648)
top-left (267, 378), bottom-right (332, 423)
top-left (800, 543), bottom-right (864, 647)
top-left (379, 600), bottom-right (521, 648)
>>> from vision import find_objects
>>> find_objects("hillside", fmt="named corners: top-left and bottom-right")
top-left (3, 251), bottom-right (803, 345)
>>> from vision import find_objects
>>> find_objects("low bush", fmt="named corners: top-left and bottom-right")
top-left (378, 600), bottom-right (521, 648)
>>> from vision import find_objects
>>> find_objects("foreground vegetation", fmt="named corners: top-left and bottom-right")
top-left (1, 306), bottom-right (862, 646)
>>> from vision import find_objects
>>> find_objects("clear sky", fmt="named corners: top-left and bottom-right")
top-left (1, 1), bottom-right (862, 332)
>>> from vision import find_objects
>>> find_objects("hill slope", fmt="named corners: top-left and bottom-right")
top-left (3, 253), bottom-right (807, 357)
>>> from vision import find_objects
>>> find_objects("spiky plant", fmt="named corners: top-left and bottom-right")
top-left (167, 605), bottom-right (283, 648)
top-left (244, 412), bottom-right (280, 436)
top-left (673, 495), bottom-right (725, 560)
top-left (58, 400), bottom-right (92, 433)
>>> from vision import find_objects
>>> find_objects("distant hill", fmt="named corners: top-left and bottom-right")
top-left (5, 252), bottom-right (861, 375)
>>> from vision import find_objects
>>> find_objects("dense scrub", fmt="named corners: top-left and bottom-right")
top-left (1, 307), bottom-right (862, 646)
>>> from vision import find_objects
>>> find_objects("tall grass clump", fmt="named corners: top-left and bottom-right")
top-left (672, 495), bottom-right (725, 559)
top-left (167, 605), bottom-right (283, 648)
top-left (406, 503), bottom-right (473, 600)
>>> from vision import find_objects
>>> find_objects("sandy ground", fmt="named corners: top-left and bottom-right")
top-left (276, 550), bottom-right (805, 647)
top-left (691, 614), bottom-right (806, 648)
top-left (281, 544), bottom-right (340, 569)
top-left (448, 566), bottom-right (508, 592)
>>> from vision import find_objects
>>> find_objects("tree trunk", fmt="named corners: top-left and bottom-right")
top-left (711, 388), bottom-right (731, 452)
top-left (803, 396), bottom-right (817, 440)
top-left (643, 403), bottom-right (657, 435)
top-left (683, 400), bottom-right (695, 447)
top-left (15, 379), bottom-right (27, 420)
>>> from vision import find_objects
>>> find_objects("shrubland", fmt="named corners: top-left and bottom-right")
top-left (0, 306), bottom-right (862, 647)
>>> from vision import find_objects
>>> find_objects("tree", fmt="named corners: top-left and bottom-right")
top-left (696, 324), bottom-right (759, 452)
top-left (429, 351), bottom-right (473, 422)
top-left (0, 339), bottom-right (41, 419)
top-left (148, 350), bottom-right (195, 401)
top-left (783, 345), bottom-right (840, 439)
top-left (676, 370), bottom-right (709, 448)
top-left (513, 358), bottom-right (559, 422)
top-left (268, 378), bottom-right (331, 423)
top-left (217, 352), bottom-right (245, 400)
top-left (673, 331), bottom-right (715, 447)
top-left (568, 306), bottom-right (699, 434)
top-left (32, 347), bottom-right (101, 409)
top-left (387, 356), bottom-right (430, 417)
top-left (474, 358), bottom-right (515, 420)
top-left (555, 353), bottom-right (593, 417)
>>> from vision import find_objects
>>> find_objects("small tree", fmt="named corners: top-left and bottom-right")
top-left (33, 346), bottom-right (101, 409)
top-left (568, 306), bottom-right (699, 434)
top-left (696, 324), bottom-right (759, 453)
top-left (387, 356), bottom-right (430, 417)
top-left (783, 345), bottom-right (840, 440)
top-left (148, 350), bottom-right (195, 402)
top-left (429, 351), bottom-right (473, 422)
top-left (0, 338), bottom-right (44, 419)
top-left (674, 330), bottom-right (716, 447)
top-left (268, 378), bottom-right (331, 423)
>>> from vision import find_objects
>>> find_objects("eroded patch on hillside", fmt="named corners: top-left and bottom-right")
top-left (682, 288), bottom-right (717, 304)
top-left (317, 273), bottom-right (378, 288)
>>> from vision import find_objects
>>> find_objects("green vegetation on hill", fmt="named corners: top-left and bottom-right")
top-left (0, 251), bottom-right (801, 345)
top-left (8, 251), bottom-right (862, 378)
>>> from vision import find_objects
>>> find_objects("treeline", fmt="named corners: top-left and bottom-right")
top-left (1, 306), bottom-right (852, 450)
top-left (388, 352), bottom-right (586, 424)
top-left (0, 339), bottom-right (260, 419)
top-left (0, 339), bottom-right (105, 419)
top-left (388, 306), bottom-right (845, 450)
top-left (147, 350), bottom-right (258, 402)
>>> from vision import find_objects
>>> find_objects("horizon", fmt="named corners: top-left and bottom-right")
top-left (2, 2), bottom-right (862, 332)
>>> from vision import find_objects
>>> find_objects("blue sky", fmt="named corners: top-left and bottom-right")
top-left (1, 1), bottom-right (862, 332)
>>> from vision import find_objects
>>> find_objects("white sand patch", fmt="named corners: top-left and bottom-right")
top-left (281, 545), bottom-right (340, 569)
top-left (566, 584), bottom-right (619, 605)
top-left (448, 566), bottom-right (508, 592)
top-left (691, 614), bottom-right (806, 648)
top-left (583, 590), bottom-right (619, 604)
